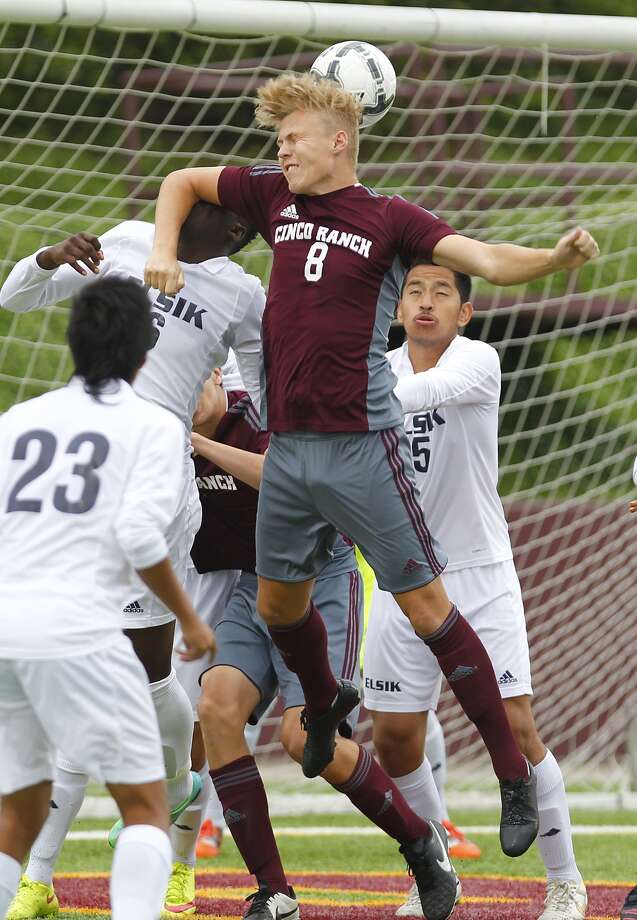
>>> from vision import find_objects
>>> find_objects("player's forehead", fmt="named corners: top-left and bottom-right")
top-left (404, 264), bottom-right (457, 290)
top-left (277, 109), bottom-right (330, 140)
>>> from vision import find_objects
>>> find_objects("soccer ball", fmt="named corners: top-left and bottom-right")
top-left (310, 41), bottom-right (396, 129)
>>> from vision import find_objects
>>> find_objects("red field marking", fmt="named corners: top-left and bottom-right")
top-left (53, 871), bottom-right (630, 919)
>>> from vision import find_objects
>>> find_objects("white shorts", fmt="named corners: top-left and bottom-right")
top-left (123, 452), bottom-right (202, 630)
top-left (173, 566), bottom-right (240, 716)
top-left (0, 634), bottom-right (165, 795)
top-left (363, 559), bottom-right (532, 713)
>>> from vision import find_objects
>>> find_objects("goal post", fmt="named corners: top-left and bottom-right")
top-left (1, 1), bottom-right (636, 789)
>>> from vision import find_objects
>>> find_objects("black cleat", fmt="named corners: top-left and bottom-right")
top-left (300, 679), bottom-right (360, 778)
top-left (399, 820), bottom-right (459, 920)
top-left (244, 884), bottom-right (299, 919)
top-left (620, 883), bottom-right (637, 919)
top-left (499, 761), bottom-right (539, 856)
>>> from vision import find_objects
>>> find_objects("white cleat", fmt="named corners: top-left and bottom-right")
top-left (244, 885), bottom-right (300, 919)
top-left (538, 879), bottom-right (587, 920)
top-left (395, 878), bottom-right (462, 917)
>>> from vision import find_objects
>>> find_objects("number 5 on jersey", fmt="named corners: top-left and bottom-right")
top-left (304, 242), bottom-right (328, 282)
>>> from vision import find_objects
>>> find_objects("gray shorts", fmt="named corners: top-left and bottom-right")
top-left (210, 568), bottom-right (363, 729)
top-left (256, 428), bottom-right (447, 593)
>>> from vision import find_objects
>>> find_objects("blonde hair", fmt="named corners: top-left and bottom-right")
top-left (255, 72), bottom-right (362, 164)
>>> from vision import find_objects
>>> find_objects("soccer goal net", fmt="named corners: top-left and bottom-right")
top-left (1, 1), bottom-right (636, 793)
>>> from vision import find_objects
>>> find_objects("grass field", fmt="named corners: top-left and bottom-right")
top-left (44, 807), bottom-right (635, 919)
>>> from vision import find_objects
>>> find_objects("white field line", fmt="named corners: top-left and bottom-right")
top-left (67, 825), bottom-right (637, 841)
top-left (78, 790), bottom-right (637, 821)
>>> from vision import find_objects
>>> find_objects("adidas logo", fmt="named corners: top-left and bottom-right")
top-left (448, 664), bottom-right (478, 682)
top-left (224, 808), bottom-right (246, 826)
top-left (123, 600), bottom-right (144, 614)
top-left (498, 670), bottom-right (519, 686)
top-left (402, 558), bottom-right (421, 575)
top-left (378, 789), bottom-right (393, 817)
top-left (280, 203), bottom-right (299, 219)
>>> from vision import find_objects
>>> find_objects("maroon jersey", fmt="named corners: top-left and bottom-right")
top-left (217, 165), bottom-right (456, 433)
top-left (190, 390), bottom-right (269, 574)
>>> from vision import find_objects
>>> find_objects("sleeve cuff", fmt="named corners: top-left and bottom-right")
top-left (126, 536), bottom-right (169, 571)
top-left (31, 250), bottom-right (59, 275)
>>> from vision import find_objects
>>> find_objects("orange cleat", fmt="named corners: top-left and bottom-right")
top-left (196, 819), bottom-right (224, 859)
top-left (443, 819), bottom-right (482, 860)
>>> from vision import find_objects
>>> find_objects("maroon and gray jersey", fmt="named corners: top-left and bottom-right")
top-left (217, 166), bottom-right (456, 433)
top-left (191, 390), bottom-right (355, 577)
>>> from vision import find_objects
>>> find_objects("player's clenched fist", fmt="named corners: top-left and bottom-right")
top-left (36, 232), bottom-right (103, 275)
top-left (549, 227), bottom-right (600, 272)
top-left (144, 250), bottom-right (185, 295)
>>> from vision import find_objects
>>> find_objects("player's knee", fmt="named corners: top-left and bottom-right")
top-left (198, 689), bottom-right (245, 744)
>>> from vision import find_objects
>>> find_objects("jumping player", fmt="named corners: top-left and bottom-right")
top-left (187, 375), bottom-right (462, 920)
top-left (364, 262), bottom-right (586, 920)
top-left (143, 73), bottom-right (599, 917)
top-left (0, 205), bottom-right (264, 919)
top-left (0, 277), bottom-right (214, 920)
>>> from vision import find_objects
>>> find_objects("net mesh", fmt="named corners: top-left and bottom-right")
top-left (1, 19), bottom-right (636, 789)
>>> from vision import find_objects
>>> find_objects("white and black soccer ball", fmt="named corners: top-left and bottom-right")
top-left (310, 40), bottom-right (396, 129)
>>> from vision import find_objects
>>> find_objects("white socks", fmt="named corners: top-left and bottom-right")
top-left (391, 759), bottom-right (444, 824)
top-left (27, 763), bottom-right (88, 886)
top-left (425, 713), bottom-right (449, 821)
top-left (171, 764), bottom-right (212, 867)
top-left (534, 749), bottom-right (581, 882)
top-left (0, 852), bottom-right (21, 919)
top-left (110, 824), bottom-right (171, 920)
top-left (150, 670), bottom-right (194, 811)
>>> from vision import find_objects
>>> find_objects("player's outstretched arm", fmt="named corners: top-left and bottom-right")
top-left (0, 232), bottom-right (104, 313)
top-left (145, 166), bottom-right (225, 296)
top-left (191, 432), bottom-right (264, 491)
top-left (432, 227), bottom-right (599, 286)
top-left (137, 557), bottom-right (216, 660)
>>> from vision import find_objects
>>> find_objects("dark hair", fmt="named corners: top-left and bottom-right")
top-left (401, 260), bottom-right (472, 304)
top-left (181, 200), bottom-right (259, 256)
top-left (67, 276), bottom-right (153, 399)
top-left (229, 221), bottom-right (259, 254)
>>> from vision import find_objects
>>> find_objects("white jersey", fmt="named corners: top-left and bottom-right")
top-left (390, 335), bottom-right (513, 571)
top-left (0, 378), bottom-right (184, 658)
top-left (0, 220), bottom-right (265, 431)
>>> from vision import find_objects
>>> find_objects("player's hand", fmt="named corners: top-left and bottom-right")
top-left (190, 431), bottom-right (210, 457)
top-left (549, 227), bottom-right (599, 272)
top-left (144, 251), bottom-right (184, 295)
top-left (36, 233), bottom-right (103, 275)
top-left (629, 499), bottom-right (637, 514)
top-left (177, 617), bottom-right (216, 661)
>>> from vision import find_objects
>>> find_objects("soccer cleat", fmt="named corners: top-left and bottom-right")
top-left (6, 876), bottom-right (59, 920)
top-left (196, 818), bottom-right (224, 859)
top-left (443, 819), bottom-right (482, 860)
top-left (499, 761), bottom-right (539, 857)
top-left (396, 878), bottom-right (462, 917)
top-left (621, 884), bottom-right (637, 919)
top-left (399, 820), bottom-right (459, 920)
top-left (538, 879), bottom-right (587, 919)
top-left (108, 770), bottom-right (203, 848)
top-left (161, 862), bottom-right (196, 916)
top-left (243, 884), bottom-right (300, 919)
top-left (300, 678), bottom-right (360, 778)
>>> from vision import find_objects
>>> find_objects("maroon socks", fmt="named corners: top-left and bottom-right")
top-left (210, 755), bottom-right (288, 894)
top-left (333, 747), bottom-right (431, 843)
top-left (422, 605), bottom-right (527, 781)
top-left (267, 602), bottom-right (339, 716)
